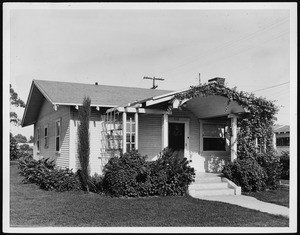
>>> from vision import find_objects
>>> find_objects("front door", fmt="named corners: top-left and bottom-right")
top-left (168, 123), bottom-right (185, 151)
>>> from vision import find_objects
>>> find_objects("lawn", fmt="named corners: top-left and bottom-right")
top-left (10, 164), bottom-right (288, 227)
top-left (243, 184), bottom-right (289, 208)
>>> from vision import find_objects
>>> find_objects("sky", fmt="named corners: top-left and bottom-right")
top-left (5, 3), bottom-right (297, 138)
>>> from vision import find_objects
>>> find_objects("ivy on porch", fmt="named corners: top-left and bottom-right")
top-left (170, 82), bottom-right (279, 158)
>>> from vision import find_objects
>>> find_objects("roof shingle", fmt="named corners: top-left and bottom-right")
top-left (35, 80), bottom-right (172, 107)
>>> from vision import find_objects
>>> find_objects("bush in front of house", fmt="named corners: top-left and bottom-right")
top-left (87, 173), bottom-right (105, 194)
top-left (207, 156), bottom-right (227, 173)
top-left (279, 151), bottom-right (289, 180)
top-left (18, 156), bottom-right (81, 192)
top-left (102, 150), bottom-right (149, 197)
top-left (148, 148), bottom-right (195, 196)
top-left (255, 151), bottom-right (282, 189)
top-left (102, 149), bottom-right (195, 197)
top-left (222, 158), bottom-right (267, 192)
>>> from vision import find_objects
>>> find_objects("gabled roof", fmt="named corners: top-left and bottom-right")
top-left (34, 80), bottom-right (171, 107)
top-left (273, 125), bottom-right (290, 133)
top-left (21, 80), bottom-right (171, 127)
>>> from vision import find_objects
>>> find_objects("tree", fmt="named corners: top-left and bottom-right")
top-left (19, 143), bottom-right (33, 158)
top-left (10, 84), bottom-right (25, 126)
top-left (77, 96), bottom-right (91, 192)
top-left (10, 133), bottom-right (20, 160)
top-left (10, 85), bottom-right (26, 160)
top-left (14, 134), bottom-right (28, 143)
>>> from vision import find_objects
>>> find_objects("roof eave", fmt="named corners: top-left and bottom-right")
top-left (21, 81), bottom-right (35, 127)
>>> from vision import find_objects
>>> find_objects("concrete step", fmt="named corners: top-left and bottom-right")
top-left (194, 177), bottom-right (222, 183)
top-left (194, 174), bottom-right (223, 183)
top-left (190, 182), bottom-right (229, 190)
top-left (195, 188), bottom-right (235, 197)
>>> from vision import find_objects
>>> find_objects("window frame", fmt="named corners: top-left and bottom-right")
top-left (276, 137), bottom-right (290, 147)
top-left (44, 124), bottom-right (49, 149)
top-left (36, 126), bottom-right (40, 154)
top-left (125, 113), bottom-right (136, 152)
top-left (55, 118), bottom-right (61, 153)
top-left (202, 121), bottom-right (230, 152)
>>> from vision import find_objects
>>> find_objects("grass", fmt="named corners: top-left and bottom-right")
top-left (10, 164), bottom-right (288, 227)
top-left (243, 184), bottom-right (289, 208)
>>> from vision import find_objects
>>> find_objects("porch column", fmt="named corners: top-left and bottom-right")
top-left (229, 114), bottom-right (237, 161)
top-left (122, 112), bottom-right (127, 154)
top-left (272, 132), bottom-right (277, 150)
top-left (135, 112), bottom-right (138, 150)
top-left (162, 113), bottom-right (168, 149)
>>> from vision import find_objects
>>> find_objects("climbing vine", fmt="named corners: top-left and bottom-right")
top-left (170, 82), bottom-right (279, 158)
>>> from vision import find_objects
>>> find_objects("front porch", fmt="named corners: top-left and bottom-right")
top-left (104, 90), bottom-right (247, 173)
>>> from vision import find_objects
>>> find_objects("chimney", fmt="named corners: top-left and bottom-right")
top-left (95, 82), bottom-right (98, 85)
top-left (208, 77), bottom-right (225, 86)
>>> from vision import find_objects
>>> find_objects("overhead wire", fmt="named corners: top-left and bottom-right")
top-left (159, 16), bottom-right (289, 76)
top-left (251, 82), bottom-right (290, 92)
top-left (162, 28), bottom-right (289, 79)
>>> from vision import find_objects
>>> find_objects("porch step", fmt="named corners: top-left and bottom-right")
top-left (189, 173), bottom-right (236, 197)
top-left (189, 182), bottom-right (229, 190)
top-left (195, 188), bottom-right (235, 196)
top-left (194, 176), bottom-right (223, 183)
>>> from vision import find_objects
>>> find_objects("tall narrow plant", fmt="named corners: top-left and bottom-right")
top-left (77, 96), bottom-right (91, 192)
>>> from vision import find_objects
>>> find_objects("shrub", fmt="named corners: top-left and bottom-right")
top-left (102, 149), bottom-right (195, 197)
top-left (255, 151), bottom-right (282, 189)
top-left (222, 158), bottom-right (267, 192)
top-left (280, 151), bottom-right (289, 180)
top-left (88, 173), bottom-right (104, 194)
top-left (148, 148), bottom-right (195, 196)
top-left (18, 156), bottom-right (81, 191)
top-left (207, 156), bottom-right (227, 173)
top-left (102, 150), bottom-right (148, 197)
top-left (77, 96), bottom-right (91, 192)
top-left (39, 168), bottom-right (81, 191)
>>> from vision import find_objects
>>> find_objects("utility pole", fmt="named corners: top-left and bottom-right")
top-left (143, 76), bottom-right (164, 89)
top-left (198, 73), bottom-right (201, 85)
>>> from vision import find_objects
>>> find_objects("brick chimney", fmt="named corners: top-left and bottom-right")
top-left (208, 77), bottom-right (225, 86)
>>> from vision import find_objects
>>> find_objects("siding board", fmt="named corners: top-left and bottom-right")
top-left (71, 108), bottom-right (105, 175)
top-left (33, 98), bottom-right (70, 169)
top-left (138, 114), bottom-right (162, 160)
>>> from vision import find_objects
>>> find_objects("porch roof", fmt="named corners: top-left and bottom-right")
top-left (113, 87), bottom-right (249, 119)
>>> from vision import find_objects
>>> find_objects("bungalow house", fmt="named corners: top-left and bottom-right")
top-left (22, 78), bottom-right (248, 176)
top-left (273, 124), bottom-right (290, 155)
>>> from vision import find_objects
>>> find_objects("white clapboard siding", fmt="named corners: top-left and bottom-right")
top-left (70, 108), bottom-right (104, 175)
top-left (138, 114), bottom-right (163, 159)
top-left (138, 110), bottom-right (200, 160)
top-left (33, 98), bottom-right (70, 169)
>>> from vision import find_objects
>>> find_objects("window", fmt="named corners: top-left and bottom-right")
top-left (203, 123), bottom-right (228, 151)
top-left (36, 127), bottom-right (40, 153)
top-left (126, 113), bottom-right (135, 152)
top-left (55, 119), bottom-right (61, 152)
top-left (44, 125), bottom-right (48, 148)
top-left (276, 137), bottom-right (290, 146)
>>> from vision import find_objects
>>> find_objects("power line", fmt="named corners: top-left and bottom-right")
top-left (251, 82), bottom-right (290, 92)
top-left (159, 16), bottom-right (289, 76)
top-left (165, 28), bottom-right (289, 79)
